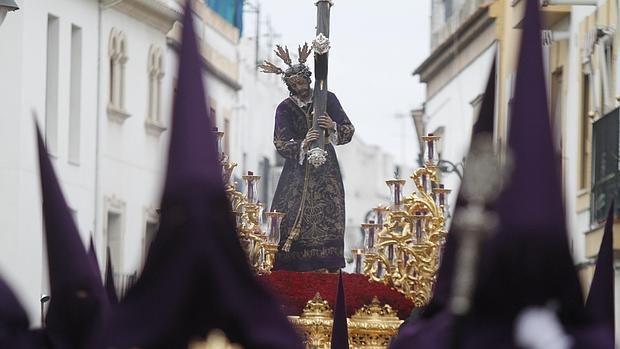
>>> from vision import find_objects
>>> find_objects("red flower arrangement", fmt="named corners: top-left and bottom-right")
top-left (260, 271), bottom-right (414, 320)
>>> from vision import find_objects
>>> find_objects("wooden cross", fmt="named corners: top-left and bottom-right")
top-left (308, 0), bottom-right (333, 167)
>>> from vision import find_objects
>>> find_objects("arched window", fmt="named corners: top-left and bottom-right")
top-left (145, 45), bottom-right (166, 135)
top-left (108, 28), bottom-right (129, 122)
top-left (147, 45), bottom-right (164, 123)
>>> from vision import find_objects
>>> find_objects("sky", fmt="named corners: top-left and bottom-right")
top-left (244, 0), bottom-right (431, 167)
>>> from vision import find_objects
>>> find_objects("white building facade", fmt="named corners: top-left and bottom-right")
top-left (414, 0), bottom-right (497, 217)
top-left (0, 0), bottom-right (248, 323)
top-left (0, 0), bottom-right (101, 324)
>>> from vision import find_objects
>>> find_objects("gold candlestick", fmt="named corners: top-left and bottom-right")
top-left (362, 133), bottom-right (449, 306)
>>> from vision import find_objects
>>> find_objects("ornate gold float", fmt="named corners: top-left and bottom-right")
top-left (289, 294), bottom-right (403, 348)
top-left (214, 129), bottom-right (283, 275)
top-left (359, 134), bottom-right (450, 306)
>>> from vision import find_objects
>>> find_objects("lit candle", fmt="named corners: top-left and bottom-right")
top-left (243, 171), bottom-right (261, 204)
top-left (247, 171), bottom-right (254, 203)
top-left (354, 249), bottom-right (364, 274)
top-left (387, 245), bottom-right (395, 264)
top-left (266, 211), bottom-right (284, 245)
top-left (422, 174), bottom-right (429, 194)
top-left (376, 262), bottom-right (384, 278)
top-left (368, 220), bottom-right (376, 251)
top-left (414, 212), bottom-right (424, 243)
top-left (426, 133), bottom-right (435, 164)
top-left (376, 210), bottom-right (384, 227)
top-left (438, 184), bottom-right (446, 207)
top-left (373, 204), bottom-right (388, 228)
top-left (270, 215), bottom-right (277, 236)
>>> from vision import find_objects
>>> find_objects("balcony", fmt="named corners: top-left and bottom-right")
top-left (431, 0), bottom-right (488, 50)
top-left (590, 107), bottom-right (619, 224)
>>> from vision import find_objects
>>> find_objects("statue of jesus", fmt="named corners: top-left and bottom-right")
top-left (260, 44), bottom-right (354, 272)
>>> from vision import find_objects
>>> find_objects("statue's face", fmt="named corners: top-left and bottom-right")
top-left (287, 74), bottom-right (311, 97)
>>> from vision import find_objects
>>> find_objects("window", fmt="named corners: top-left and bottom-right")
top-left (209, 97), bottom-right (218, 128)
top-left (579, 73), bottom-right (592, 190)
top-left (596, 30), bottom-right (614, 113)
top-left (45, 14), bottom-right (59, 155)
top-left (210, 107), bottom-right (217, 128)
top-left (224, 116), bottom-right (231, 155)
top-left (204, 0), bottom-right (243, 32)
top-left (443, 0), bottom-right (453, 20)
top-left (550, 70), bottom-right (563, 153)
top-left (68, 25), bottom-right (82, 164)
top-left (104, 196), bottom-right (125, 275)
top-left (144, 222), bottom-right (158, 255)
top-left (106, 212), bottom-right (122, 274)
top-left (108, 28), bottom-right (129, 122)
top-left (142, 207), bottom-right (159, 266)
top-left (145, 46), bottom-right (166, 135)
top-left (551, 69), bottom-right (564, 190)
top-left (147, 45), bottom-right (164, 123)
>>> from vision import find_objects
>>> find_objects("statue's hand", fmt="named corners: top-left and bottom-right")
top-left (303, 130), bottom-right (320, 148)
top-left (317, 114), bottom-right (336, 130)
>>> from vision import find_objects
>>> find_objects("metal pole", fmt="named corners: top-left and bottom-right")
top-left (255, 3), bottom-right (260, 69)
top-left (40, 294), bottom-right (50, 327)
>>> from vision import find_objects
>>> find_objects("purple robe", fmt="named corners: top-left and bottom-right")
top-left (271, 91), bottom-right (354, 271)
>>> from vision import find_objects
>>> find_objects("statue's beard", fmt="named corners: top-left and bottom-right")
top-left (296, 88), bottom-right (311, 100)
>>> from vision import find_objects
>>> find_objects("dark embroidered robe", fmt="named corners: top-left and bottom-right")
top-left (271, 91), bottom-right (354, 272)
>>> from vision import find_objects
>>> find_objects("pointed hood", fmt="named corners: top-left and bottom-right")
top-left (88, 237), bottom-right (102, 281)
top-left (389, 57), bottom-right (497, 349)
top-left (330, 271), bottom-right (349, 349)
top-left (36, 126), bottom-right (107, 348)
top-left (102, 2), bottom-right (303, 348)
top-left (425, 59), bottom-right (497, 318)
top-left (0, 275), bottom-right (29, 334)
top-left (0, 276), bottom-right (51, 349)
top-left (104, 247), bottom-right (119, 305)
top-left (161, 5), bottom-right (221, 197)
top-left (472, 0), bottom-right (585, 325)
top-left (586, 202), bottom-right (615, 332)
top-left (471, 60), bottom-right (496, 136)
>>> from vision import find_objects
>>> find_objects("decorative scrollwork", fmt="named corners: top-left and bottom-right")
top-left (289, 294), bottom-right (402, 349)
top-left (307, 147), bottom-right (328, 167)
top-left (213, 129), bottom-right (283, 275)
top-left (312, 33), bottom-right (331, 55)
top-left (360, 134), bottom-right (450, 307)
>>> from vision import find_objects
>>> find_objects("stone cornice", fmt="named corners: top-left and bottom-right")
top-left (102, 1), bottom-right (240, 42)
top-left (414, 6), bottom-right (493, 83)
top-left (167, 22), bottom-right (241, 91)
top-left (101, 0), bottom-right (181, 33)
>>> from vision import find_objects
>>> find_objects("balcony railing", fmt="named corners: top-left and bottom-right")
top-left (114, 272), bottom-right (138, 299)
top-left (591, 107), bottom-right (620, 223)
